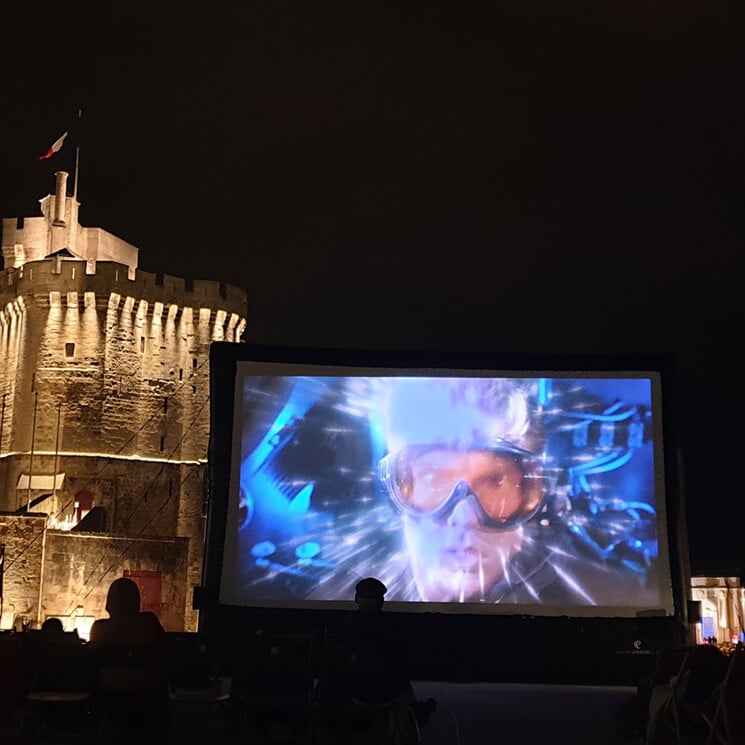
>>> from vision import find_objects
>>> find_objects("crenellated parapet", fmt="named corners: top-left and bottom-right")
top-left (0, 259), bottom-right (247, 326)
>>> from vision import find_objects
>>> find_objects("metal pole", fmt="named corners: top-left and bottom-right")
top-left (52, 401), bottom-right (62, 514)
top-left (27, 391), bottom-right (38, 511)
top-left (0, 543), bottom-right (5, 622)
top-left (73, 109), bottom-right (82, 200)
top-left (73, 146), bottom-right (80, 200)
top-left (0, 392), bottom-right (6, 455)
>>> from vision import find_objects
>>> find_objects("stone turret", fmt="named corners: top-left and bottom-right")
top-left (0, 174), bottom-right (247, 633)
top-left (2, 171), bottom-right (139, 278)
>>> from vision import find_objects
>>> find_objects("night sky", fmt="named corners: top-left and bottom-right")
top-left (1, 2), bottom-right (742, 572)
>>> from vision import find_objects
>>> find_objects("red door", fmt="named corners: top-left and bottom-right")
top-left (123, 570), bottom-right (162, 619)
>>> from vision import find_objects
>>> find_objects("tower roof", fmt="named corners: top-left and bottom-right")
top-left (2, 171), bottom-right (139, 277)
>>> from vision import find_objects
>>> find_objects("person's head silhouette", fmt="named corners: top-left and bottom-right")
top-left (41, 617), bottom-right (64, 632)
top-left (89, 576), bottom-right (164, 647)
top-left (105, 577), bottom-right (142, 617)
top-left (355, 577), bottom-right (387, 612)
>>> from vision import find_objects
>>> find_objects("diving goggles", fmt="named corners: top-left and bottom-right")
top-left (378, 442), bottom-right (546, 530)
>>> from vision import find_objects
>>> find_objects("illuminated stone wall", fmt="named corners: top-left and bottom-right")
top-left (0, 513), bottom-right (188, 630)
top-left (1, 456), bottom-right (198, 536)
top-left (0, 513), bottom-right (45, 628)
top-left (41, 530), bottom-right (189, 631)
top-left (0, 185), bottom-right (247, 632)
top-left (0, 260), bottom-right (245, 468)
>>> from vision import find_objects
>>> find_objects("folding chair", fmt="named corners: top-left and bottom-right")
top-left (165, 632), bottom-right (231, 743)
top-left (703, 646), bottom-right (745, 745)
top-left (644, 666), bottom-right (689, 745)
top-left (90, 640), bottom-right (169, 743)
top-left (312, 628), bottom-right (420, 745)
top-left (0, 631), bottom-right (27, 737)
top-left (23, 630), bottom-right (94, 743)
top-left (230, 630), bottom-right (316, 743)
top-left (646, 644), bottom-right (732, 745)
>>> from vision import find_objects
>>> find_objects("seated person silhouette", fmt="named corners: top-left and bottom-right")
top-left (89, 577), bottom-right (165, 647)
top-left (37, 616), bottom-right (81, 643)
top-left (343, 577), bottom-right (413, 706)
top-left (41, 617), bottom-right (65, 632)
top-left (646, 643), bottom-right (731, 744)
top-left (88, 576), bottom-right (167, 736)
top-left (334, 577), bottom-right (436, 726)
top-left (677, 644), bottom-right (730, 736)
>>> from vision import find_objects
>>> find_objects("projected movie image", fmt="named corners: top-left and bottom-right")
top-left (222, 372), bottom-right (672, 615)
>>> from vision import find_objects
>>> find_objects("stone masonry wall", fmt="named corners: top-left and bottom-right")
top-left (41, 530), bottom-right (189, 631)
top-left (0, 255), bottom-right (246, 631)
top-left (0, 513), bottom-right (46, 627)
top-left (0, 259), bottom-right (246, 465)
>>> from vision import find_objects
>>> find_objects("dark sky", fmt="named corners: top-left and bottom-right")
top-left (1, 2), bottom-right (742, 571)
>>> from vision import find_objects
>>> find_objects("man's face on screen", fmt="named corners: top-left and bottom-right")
top-left (401, 486), bottom-right (524, 602)
top-left (379, 377), bottom-right (542, 602)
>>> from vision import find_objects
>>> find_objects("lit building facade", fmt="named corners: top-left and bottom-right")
top-left (0, 171), bottom-right (246, 633)
top-left (690, 576), bottom-right (745, 648)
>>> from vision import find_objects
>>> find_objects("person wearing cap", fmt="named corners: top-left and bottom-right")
top-left (324, 576), bottom-right (435, 734)
top-left (354, 576), bottom-right (388, 610)
top-left (343, 577), bottom-right (413, 704)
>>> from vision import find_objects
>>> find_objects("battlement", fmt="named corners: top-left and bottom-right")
top-left (0, 258), bottom-right (248, 320)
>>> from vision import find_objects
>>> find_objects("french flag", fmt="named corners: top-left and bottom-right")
top-left (39, 131), bottom-right (68, 160)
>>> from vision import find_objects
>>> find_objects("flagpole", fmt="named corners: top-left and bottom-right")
top-left (73, 146), bottom-right (80, 200)
top-left (73, 109), bottom-right (82, 199)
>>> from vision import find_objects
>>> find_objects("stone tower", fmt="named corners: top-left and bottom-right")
top-left (0, 171), bottom-right (247, 632)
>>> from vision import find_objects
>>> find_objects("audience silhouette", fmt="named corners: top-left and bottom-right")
top-left (89, 576), bottom-right (165, 646)
top-left (343, 577), bottom-right (415, 706)
top-left (40, 617), bottom-right (65, 632)
top-left (88, 576), bottom-right (167, 742)
top-left (325, 576), bottom-right (436, 737)
top-left (645, 642), bottom-right (731, 744)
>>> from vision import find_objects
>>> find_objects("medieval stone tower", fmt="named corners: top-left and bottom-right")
top-left (0, 171), bottom-right (247, 632)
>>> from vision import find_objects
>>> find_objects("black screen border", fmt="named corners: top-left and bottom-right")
top-left (203, 343), bottom-right (689, 629)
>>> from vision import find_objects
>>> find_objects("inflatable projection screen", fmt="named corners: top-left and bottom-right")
top-left (208, 345), bottom-right (679, 619)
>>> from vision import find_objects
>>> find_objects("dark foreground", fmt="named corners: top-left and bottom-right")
top-left (2, 679), bottom-right (641, 745)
